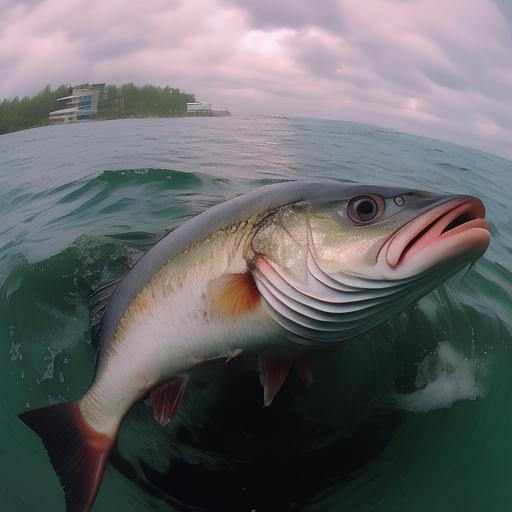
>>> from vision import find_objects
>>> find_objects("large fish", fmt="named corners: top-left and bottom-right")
top-left (19, 179), bottom-right (490, 511)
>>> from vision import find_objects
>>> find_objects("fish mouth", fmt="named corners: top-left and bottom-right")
top-left (379, 197), bottom-right (490, 274)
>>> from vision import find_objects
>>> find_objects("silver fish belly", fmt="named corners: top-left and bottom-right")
top-left (81, 218), bottom-right (283, 436)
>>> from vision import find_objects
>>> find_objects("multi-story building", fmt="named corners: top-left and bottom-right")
top-left (186, 101), bottom-right (230, 116)
top-left (49, 84), bottom-right (104, 124)
top-left (186, 101), bottom-right (212, 114)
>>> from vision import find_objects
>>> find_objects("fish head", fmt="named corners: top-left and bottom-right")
top-left (251, 182), bottom-right (491, 343)
top-left (306, 186), bottom-right (490, 280)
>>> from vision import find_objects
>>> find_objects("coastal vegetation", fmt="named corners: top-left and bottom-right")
top-left (0, 83), bottom-right (196, 134)
top-left (94, 83), bottom-right (195, 119)
top-left (0, 85), bottom-right (71, 134)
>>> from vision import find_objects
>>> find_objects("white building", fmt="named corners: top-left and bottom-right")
top-left (186, 101), bottom-right (229, 116)
top-left (186, 101), bottom-right (212, 114)
top-left (49, 84), bottom-right (104, 124)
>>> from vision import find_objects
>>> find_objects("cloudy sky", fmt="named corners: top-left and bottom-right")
top-left (1, 0), bottom-right (511, 159)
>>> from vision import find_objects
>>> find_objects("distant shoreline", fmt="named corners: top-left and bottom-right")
top-left (0, 82), bottom-right (229, 136)
top-left (0, 111), bottom-right (231, 135)
top-left (93, 111), bottom-right (231, 121)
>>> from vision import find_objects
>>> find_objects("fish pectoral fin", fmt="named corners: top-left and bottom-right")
top-left (258, 354), bottom-right (293, 407)
top-left (19, 400), bottom-right (113, 512)
top-left (226, 348), bottom-right (243, 363)
top-left (150, 375), bottom-right (189, 427)
top-left (211, 272), bottom-right (261, 318)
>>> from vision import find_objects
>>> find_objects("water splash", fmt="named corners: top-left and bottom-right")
top-left (394, 342), bottom-right (487, 412)
top-left (8, 341), bottom-right (22, 362)
top-left (41, 346), bottom-right (62, 381)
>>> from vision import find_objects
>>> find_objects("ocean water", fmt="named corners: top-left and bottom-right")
top-left (1, 115), bottom-right (511, 512)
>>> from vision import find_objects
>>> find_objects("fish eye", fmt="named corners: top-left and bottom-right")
top-left (347, 194), bottom-right (385, 224)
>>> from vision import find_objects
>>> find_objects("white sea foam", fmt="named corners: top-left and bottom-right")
top-left (394, 342), bottom-right (486, 413)
top-left (41, 346), bottom-right (62, 381)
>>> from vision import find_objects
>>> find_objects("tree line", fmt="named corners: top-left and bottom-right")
top-left (0, 83), bottom-right (196, 134)
top-left (96, 83), bottom-right (195, 118)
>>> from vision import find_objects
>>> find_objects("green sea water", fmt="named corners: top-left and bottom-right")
top-left (1, 115), bottom-right (511, 512)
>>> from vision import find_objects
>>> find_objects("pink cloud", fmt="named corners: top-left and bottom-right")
top-left (1, 0), bottom-right (511, 159)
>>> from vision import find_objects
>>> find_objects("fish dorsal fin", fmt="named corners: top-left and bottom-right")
top-left (258, 354), bottom-right (293, 407)
top-left (150, 375), bottom-right (189, 427)
top-left (87, 278), bottom-right (122, 332)
top-left (212, 272), bottom-right (261, 318)
top-left (87, 230), bottom-right (176, 338)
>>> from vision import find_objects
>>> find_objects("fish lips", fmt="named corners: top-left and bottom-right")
top-left (377, 196), bottom-right (491, 279)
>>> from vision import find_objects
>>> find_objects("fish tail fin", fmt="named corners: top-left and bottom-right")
top-left (19, 400), bottom-right (113, 512)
